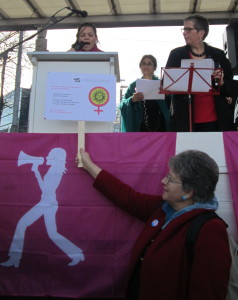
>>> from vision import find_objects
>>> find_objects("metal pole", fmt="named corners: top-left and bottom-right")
top-left (10, 31), bottom-right (23, 132)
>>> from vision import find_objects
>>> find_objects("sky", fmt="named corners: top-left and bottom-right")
top-left (43, 24), bottom-right (228, 87)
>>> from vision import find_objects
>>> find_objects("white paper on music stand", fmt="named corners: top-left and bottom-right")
top-left (181, 59), bottom-right (215, 92)
top-left (136, 79), bottom-right (165, 100)
top-left (162, 69), bottom-right (190, 92)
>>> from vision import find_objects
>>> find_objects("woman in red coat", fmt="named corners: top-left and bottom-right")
top-left (77, 148), bottom-right (231, 300)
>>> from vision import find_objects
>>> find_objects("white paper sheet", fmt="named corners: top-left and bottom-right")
top-left (136, 79), bottom-right (165, 100)
top-left (162, 69), bottom-right (190, 92)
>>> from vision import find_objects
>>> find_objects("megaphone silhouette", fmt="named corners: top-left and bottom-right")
top-left (18, 151), bottom-right (44, 167)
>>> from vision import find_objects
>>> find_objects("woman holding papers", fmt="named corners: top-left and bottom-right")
top-left (165, 15), bottom-right (236, 132)
top-left (69, 22), bottom-right (102, 52)
top-left (120, 55), bottom-right (170, 132)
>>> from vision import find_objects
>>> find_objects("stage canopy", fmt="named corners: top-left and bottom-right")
top-left (0, 0), bottom-right (238, 32)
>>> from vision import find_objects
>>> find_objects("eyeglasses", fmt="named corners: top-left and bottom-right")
top-left (181, 27), bottom-right (200, 33)
top-left (164, 174), bottom-right (182, 185)
top-left (141, 62), bottom-right (154, 67)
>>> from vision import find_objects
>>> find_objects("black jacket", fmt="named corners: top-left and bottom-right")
top-left (165, 43), bottom-right (236, 132)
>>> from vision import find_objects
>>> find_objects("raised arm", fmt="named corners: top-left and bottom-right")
top-left (76, 148), bottom-right (163, 221)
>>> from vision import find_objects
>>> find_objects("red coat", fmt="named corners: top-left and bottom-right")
top-left (94, 170), bottom-right (231, 300)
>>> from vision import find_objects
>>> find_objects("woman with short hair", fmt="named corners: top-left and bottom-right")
top-left (165, 14), bottom-right (236, 132)
top-left (76, 148), bottom-right (231, 300)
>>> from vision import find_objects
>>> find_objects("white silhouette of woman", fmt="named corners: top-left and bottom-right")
top-left (1, 148), bottom-right (84, 268)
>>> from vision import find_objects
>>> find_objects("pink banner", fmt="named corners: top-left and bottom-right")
top-left (223, 132), bottom-right (238, 228)
top-left (0, 132), bottom-right (176, 298)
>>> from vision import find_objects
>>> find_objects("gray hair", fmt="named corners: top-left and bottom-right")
top-left (169, 150), bottom-right (219, 203)
top-left (184, 14), bottom-right (209, 40)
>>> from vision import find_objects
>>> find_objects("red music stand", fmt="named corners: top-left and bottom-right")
top-left (160, 64), bottom-right (222, 132)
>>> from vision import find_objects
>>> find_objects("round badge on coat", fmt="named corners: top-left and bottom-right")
top-left (151, 219), bottom-right (159, 227)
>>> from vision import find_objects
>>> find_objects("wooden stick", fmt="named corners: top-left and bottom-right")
top-left (77, 121), bottom-right (85, 167)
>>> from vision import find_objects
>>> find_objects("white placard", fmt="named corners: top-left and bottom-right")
top-left (44, 72), bottom-right (116, 121)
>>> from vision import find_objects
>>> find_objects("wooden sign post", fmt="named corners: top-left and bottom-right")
top-left (77, 121), bottom-right (85, 168)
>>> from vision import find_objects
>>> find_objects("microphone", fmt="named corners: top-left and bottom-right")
top-left (209, 53), bottom-right (221, 89)
top-left (66, 7), bottom-right (88, 17)
top-left (74, 41), bottom-right (90, 51)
